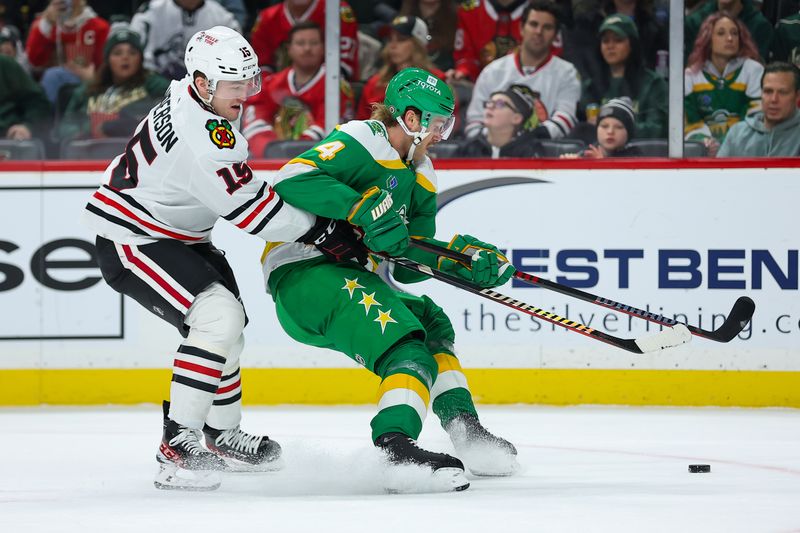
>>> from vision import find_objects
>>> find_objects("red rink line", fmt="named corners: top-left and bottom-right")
top-left (1, 157), bottom-right (800, 173)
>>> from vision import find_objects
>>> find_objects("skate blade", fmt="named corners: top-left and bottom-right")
top-left (468, 457), bottom-right (520, 477)
top-left (222, 456), bottom-right (285, 473)
top-left (154, 463), bottom-right (221, 491)
top-left (383, 465), bottom-right (470, 494)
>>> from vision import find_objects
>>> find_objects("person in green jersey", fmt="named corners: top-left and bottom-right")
top-left (262, 67), bottom-right (518, 492)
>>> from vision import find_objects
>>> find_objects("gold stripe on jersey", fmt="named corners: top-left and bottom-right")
top-left (376, 158), bottom-right (407, 170)
top-left (415, 172), bottom-right (436, 193)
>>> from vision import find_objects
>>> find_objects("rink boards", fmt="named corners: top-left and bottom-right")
top-left (0, 158), bottom-right (798, 406)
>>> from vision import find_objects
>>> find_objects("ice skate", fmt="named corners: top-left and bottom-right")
top-left (445, 414), bottom-right (519, 477)
top-left (375, 432), bottom-right (470, 493)
top-left (203, 424), bottom-right (284, 472)
top-left (154, 415), bottom-right (226, 491)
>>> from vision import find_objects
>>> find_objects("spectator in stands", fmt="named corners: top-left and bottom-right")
top-left (250, 0), bottom-right (359, 80)
top-left (0, 54), bottom-right (52, 141)
top-left (399, 0), bottom-right (458, 72)
top-left (446, 0), bottom-right (527, 84)
top-left (564, 0), bottom-right (667, 75)
top-left (718, 62), bottom-right (800, 156)
top-left (131, 0), bottom-right (239, 80)
top-left (456, 84), bottom-right (545, 157)
top-left (685, 12), bottom-right (764, 156)
top-left (561, 97), bottom-right (643, 157)
top-left (0, 24), bottom-right (31, 73)
top-left (356, 16), bottom-right (444, 119)
top-left (685, 0), bottom-right (772, 62)
top-left (57, 24), bottom-right (169, 142)
top-left (25, 0), bottom-right (110, 103)
top-left (217, 0), bottom-right (249, 29)
top-left (242, 21), bottom-right (354, 157)
top-left (578, 14), bottom-right (667, 140)
top-left (771, 10), bottom-right (800, 67)
top-left (465, 0), bottom-right (580, 140)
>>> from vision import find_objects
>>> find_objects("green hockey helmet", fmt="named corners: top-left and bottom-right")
top-left (384, 67), bottom-right (456, 140)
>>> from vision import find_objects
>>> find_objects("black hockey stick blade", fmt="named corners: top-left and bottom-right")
top-left (409, 239), bottom-right (755, 344)
top-left (690, 296), bottom-right (755, 343)
top-left (384, 254), bottom-right (691, 355)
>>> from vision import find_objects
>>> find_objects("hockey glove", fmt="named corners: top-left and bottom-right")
top-left (347, 186), bottom-right (409, 256)
top-left (297, 217), bottom-right (369, 266)
top-left (438, 234), bottom-right (515, 288)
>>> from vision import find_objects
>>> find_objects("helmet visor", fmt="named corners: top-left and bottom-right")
top-left (423, 112), bottom-right (455, 140)
top-left (213, 75), bottom-right (261, 100)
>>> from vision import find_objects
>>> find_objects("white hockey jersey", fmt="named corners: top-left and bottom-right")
top-left (131, 0), bottom-right (241, 79)
top-left (465, 52), bottom-right (580, 139)
top-left (82, 76), bottom-right (314, 245)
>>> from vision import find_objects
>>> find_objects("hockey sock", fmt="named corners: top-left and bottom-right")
top-left (370, 338), bottom-right (437, 442)
top-left (430, 352), bottom-right (479, 427)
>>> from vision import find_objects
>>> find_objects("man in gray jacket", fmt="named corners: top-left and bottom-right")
top-left (718, 62), bottom-right (800, 157)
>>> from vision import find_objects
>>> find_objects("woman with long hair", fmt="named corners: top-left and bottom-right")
top-left (399, 0), bottom-right (458, 72)
top-left (684, 11), bottom-right (763, 155)
top-left (356, 16), bottom-right (446, 120)
top-left (58, 24), bottom-right (169, 142)
top-left (579, 14), bottom-right (667, 140)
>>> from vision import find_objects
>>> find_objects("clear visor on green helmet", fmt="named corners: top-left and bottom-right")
top-left (385, 67), bottom-right (456, 140)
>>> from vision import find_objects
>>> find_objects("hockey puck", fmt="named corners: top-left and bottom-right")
top-left (688, 464), bottom-right (711, 473)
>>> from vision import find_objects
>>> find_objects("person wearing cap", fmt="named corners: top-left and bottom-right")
top-left (58, 23), bottom-right (169, 142)
top-left (576, 14), bottom-right (667, 142)
top-left (456, 84), bottom-right (546, 157)
top-left (562, 97), bottom-right (643, 158)
top-left (0, 25), bottom-right (32, 74)
top-left (356, 15), bottom-right (446, 120)
top-left (241, 20), bottom-right (355, 157)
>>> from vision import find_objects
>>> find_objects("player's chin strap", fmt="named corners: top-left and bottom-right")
top-left (397, 117), bottom-right (432, 163)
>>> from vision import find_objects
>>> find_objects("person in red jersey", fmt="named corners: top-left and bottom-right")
top-left (25, 0), bottom-right (109, 102)
top-left (446, 0), bottom-right (527, 84)
top-left (242, 21), bottom-right (354, 157)
top-left (250, 0), bottom-right (359, 80)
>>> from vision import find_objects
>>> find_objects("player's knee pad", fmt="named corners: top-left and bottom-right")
top-left (376, 336), bottom-right (439, 390)
top-left (184, 282), bottom-right (245, 357)
top-left (417, 295), bottom-right (456, 354)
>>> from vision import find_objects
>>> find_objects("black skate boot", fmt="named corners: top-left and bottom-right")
top-left (155, 403), bottom-right (227, 491)
top-left (203, 424), bottom-right (283, 472)
top-left (375, 432), bottom-right (469, 492)
top-left (445, 413), bottom-right (519, 477)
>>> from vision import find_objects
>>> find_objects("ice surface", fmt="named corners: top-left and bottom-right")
top-left (1, 405), bottom-right (799, 532)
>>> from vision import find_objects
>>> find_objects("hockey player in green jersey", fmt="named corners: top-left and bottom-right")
top-left (262, 68), bottom-right (518, 492)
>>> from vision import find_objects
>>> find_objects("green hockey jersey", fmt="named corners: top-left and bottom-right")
top-left (261, 119), bottom-right (439, 292)
top-left (684, 57), bottom-right (763, 142)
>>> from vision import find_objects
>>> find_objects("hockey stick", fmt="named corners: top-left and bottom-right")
top-left (408, 239), bottom-right (754, 343)
top-left (384, 254), bottom-right (691, 354)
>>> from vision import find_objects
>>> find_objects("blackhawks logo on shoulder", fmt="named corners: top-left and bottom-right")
top-left (206, 119), bottom-right (236, 149)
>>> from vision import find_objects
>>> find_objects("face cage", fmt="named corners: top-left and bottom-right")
top-left (210, 73), bottom-right (262, 100)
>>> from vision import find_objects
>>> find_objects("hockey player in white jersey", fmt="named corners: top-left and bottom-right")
top-left (82, 26), bottom-right (369, 491)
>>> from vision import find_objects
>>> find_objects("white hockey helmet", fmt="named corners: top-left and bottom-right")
top-left (185, 26), bottom-right (261, 101)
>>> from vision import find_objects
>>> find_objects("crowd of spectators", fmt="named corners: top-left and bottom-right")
top-left (0, 0), bottom-right (798, 160)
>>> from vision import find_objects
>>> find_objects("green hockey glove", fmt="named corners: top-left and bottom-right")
top-left (438, 234), bottom-right (515, 288)
top-left (347, 186), bottom-right (409, 256)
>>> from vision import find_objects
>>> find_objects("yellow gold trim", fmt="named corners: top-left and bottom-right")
top-left (692, 83), bottom-right (715, 92)
top-left (729, 82), bottom-right (746, 91)
top-left (415, 172), bottom-right (436, 193)
top-left (376, 373), bottom-right (430, 405)
top-left (375, 159), bottom-right (407, 170)
top-left (286, 157), bottom-right (318, 167)
top-left (434, 353), bottom-right (463, 373)
top-left (1, 369), bottom-right (798, 407)
top-left (260, 241), bottom-right (284, 263)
